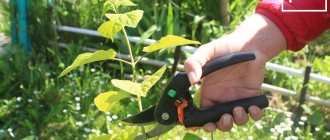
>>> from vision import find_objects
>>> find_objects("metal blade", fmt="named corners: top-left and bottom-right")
top-left (121, 106), bottom-right (156, 126)
top-left (135, 124), bottom-right (175, 140)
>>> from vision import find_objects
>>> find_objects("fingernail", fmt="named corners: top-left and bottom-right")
top-left (223, 115), bottom-right (231, 126)
top-left (234, 108), bottom-right (243, 119)
top-left (188, 72), bottom-right (196, 84)
top-left (203, 123), bottom-right (216, 132)
top-left (249, 106), bottom-right (257, 116)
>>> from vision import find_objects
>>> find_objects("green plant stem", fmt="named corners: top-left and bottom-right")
top-left (122, 26), bottom-right (146, 137)
top-left (121, 27), bottom-right (137, 80)
top-left (122, 27), bottom-right (142, 110)
top-left (134, 52), bottom-right (150, 65)
top-left (211, 132), bottom-right (214, 140)
top-left (113, 58), bottom-right (132, 65)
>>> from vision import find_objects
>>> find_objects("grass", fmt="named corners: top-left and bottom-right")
top-left (0, 43), bottom-right (329, 139)
top-left (1, 0), bottom-right (330, 139)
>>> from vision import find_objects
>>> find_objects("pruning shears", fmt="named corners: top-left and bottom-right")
top-left (122, 52), bottom-right (269, 139)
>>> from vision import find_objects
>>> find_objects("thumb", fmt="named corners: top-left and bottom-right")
top-left (184, 42), bottom-right (217, 84)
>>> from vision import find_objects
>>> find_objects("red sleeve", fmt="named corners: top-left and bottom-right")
top-left (256, 0), bottom-right (330, 51)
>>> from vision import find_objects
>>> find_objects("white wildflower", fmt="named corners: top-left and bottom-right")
top-left (270, 128), bottom-right (275, 133)
top-left (60, 88), bottom-right (65, 92)
top-left (255, 122), bottom-right (263, 129)
top-left (300, 116), bottom-right (307, 121)
top-left (16, 97), bottom-right (22, 102)
top-left (106, 116), bottom-right (112, 121)
top-left (75, 97), bottom-right (80, 102)
top-left (290, 136), bottom-right (299, 140)
top-left (243, 127), bottom-right (248, 132)
top-left (315, 127), bottom-right (320, 132)
top-left (75, 121), bottom-right (83, 126)
top-left (326, 132), bottom-right (330, 135)
top-left (84, 128), bottom-right (91, 133)
top-left (112, 115), bottom-right (118, 120)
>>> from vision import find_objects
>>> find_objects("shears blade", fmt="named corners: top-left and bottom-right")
top-left (121, 106), bottom-right (156, 126)
top-left (135, 124), bottom-right (175, 140)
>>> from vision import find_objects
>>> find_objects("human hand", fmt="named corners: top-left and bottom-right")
top-left (184, 14), bottom-right (286, 132)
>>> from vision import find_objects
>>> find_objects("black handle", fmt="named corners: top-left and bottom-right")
top-left (180, 52), bottom-right (268, 127)
top-left (183, 95), bottom-right (269, 127)
top-left (201, 52), bottom-right (256, 78)
top-left (155, 52), bottom-right (262, 126)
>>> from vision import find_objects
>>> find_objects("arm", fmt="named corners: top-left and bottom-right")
top-left (256, 0), bottom-right (330, 51)
top-left (184, 0), bottom-right (330, 132)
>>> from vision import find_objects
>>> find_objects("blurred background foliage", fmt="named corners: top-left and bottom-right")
top-left (0, 0), bottom-right (330, 139)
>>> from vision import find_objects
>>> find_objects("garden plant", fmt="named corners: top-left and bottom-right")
top-left (59, 0), bottom-right (202, 139)
top-left (1, 0), bottom-right (330, 139)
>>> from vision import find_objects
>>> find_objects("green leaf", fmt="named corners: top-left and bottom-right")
top-left (22, 135), bottom-right (35, 140)
top-left (119, 0), bottom-right (136, 6)
top-left (105, 0), bottom-right (136, 10)
top-left (136, 25), bottom-right (159, 45)
top-left (91, 134), bottom-right (112, 140)
top-left (166, 1), bottom-right (173, 35)
top-left (183, 133), bottom-right (203, 140)
top-left (301, 104), bottom-right (313, 115)
top-left (111, 80), bottom-right (144, 96)
top-left (111, 66), bottom-right (166, 97)
top-left (105, 10), bottom-right (144, 28)
top-left (91, 0), bottom-right (98, 5)
top-left (102, 2), bottom-right (112, 17)
top-left (59, 49), bottom-right (117, 77)
top-left (143, 35), bottom-right (201, 53)
top-left (141, 65), bottom-right (166, 94)
top-left (94, 91), bottom-right (130, 112)
top-left (111, 127), bottom-right (138, 140)
top-left (98, 21), bottom-right (122, 41)
top-left (309, 110), bottom-right (324, 125)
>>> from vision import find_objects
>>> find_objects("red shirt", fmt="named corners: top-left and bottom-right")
top-left (256, 0), bottom-right (330, 51)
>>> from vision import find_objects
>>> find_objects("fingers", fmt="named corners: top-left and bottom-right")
top-left (184, 43), bottom-right (216, 84)
top-left (217, 114), bottom-right (233, 131)
top-left (202, 106), bottom-right (263, 132)
top-left (233, 107), bottom-right (249, 125)
top-left (203, 114), bottom-right (233, 132)
top-left (248, 105), bottom-right (263, 121)
top-left (203, 122), bottom-right (217, 132)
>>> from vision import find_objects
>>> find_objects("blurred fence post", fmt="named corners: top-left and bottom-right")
top-left (219, 0), bottom-right (229, 26)
top-left (10, 0), bottom-right (17, 44)
top-left (17, 0), bottom-right (30, 52)
top-left (294, 64), bottom-right (312, 128)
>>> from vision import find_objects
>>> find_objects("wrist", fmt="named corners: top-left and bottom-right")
top-left (231, 13), bottom-right (287, 62)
